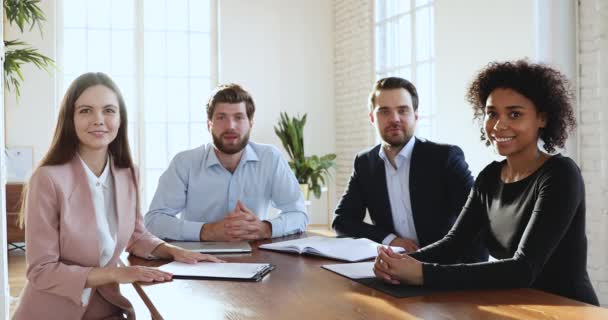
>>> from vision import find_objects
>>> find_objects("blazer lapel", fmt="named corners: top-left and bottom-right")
top-left (67, 156), bottom-right (101, 266)
top-left (109, 161), bottom-right (133, 265)
top-left (409, 138), bottom-right (424, 242)
top-left (372, 150), bottom-right (395, 232)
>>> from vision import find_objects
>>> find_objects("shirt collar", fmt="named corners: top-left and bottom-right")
top-left (205, 143), bottom-right (260, 169)
top-left (378, 136), bottom-right (416, 163)
top-left (79, 155), bottom-right (111, 188)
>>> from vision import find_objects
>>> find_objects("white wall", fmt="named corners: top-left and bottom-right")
top-left (535, 0), bottom-right (578, 160)
top-left (434, 0), bottom-right (578, 175)
top-left (3, 0), bottom-right (606, 306)
top-left (4, 0), bottom-right (337, 226)
top-left (434, 0), bottom-right (537, 176)
top-left (3, 2), bottom-right (56, 313)
top-left (333, 0), bottom-right (375, 214)
top-left (579, 0), bottom-right (608, 306)
top-left (219, 0), bottom-right (336, 225)
top-left (0, 90), bottom-right (8, 320)
top-left (4, 0), bottom-right (57, 165)
top-left (332, 0), bottom-right (540, 179)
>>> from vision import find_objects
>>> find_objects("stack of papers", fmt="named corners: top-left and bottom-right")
top-left (158, 261), bottom-right (274, 282)
top-left (259, 236), bottom-right (404, 262)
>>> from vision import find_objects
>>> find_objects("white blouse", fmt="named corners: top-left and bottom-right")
top-left (79, 156), bottom-right (118, 306)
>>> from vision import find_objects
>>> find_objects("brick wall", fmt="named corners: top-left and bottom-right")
top-left (333, 0), bottom-right (375, 201)
top-left (579, 0), bottom-right (608, 306)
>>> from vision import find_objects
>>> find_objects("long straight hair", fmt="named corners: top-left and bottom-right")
top-left (19, 72), bottom-right (137, 227)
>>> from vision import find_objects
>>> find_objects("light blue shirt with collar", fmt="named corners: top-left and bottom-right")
top-left (144, 142), bottom-right (309, 241)
top-left (378, 137), bottom-right (419, 245)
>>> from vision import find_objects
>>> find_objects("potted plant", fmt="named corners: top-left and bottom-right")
top-left (4, 0), bottom-right (54, 100)
top-left (274, 112), bottom-right (336, 200)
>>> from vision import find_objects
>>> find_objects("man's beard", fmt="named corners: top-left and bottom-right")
top-left (380, 126), bottom-right (412, 148)
top-left (212, 130), bottom-right (250, 155)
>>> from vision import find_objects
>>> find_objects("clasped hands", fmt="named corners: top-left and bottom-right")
top-left (200, 200), bottom-right (272, 241)
top-left (373, 246), bottom-right (424, 286)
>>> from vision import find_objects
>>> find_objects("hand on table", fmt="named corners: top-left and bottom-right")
top-left (373, 246), bottom-right (423, 285)
top-left (224, 201), bottom-right (272, 241)
top-left (389, 237), bottom-right (419, 253)
top-left (167, 245), bottom-right (225, 264)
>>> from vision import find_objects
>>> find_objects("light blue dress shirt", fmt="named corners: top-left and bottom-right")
top-left (144, 142), bottom-right (309, 241)
top-left (379, 137), bottom-right (419, 245)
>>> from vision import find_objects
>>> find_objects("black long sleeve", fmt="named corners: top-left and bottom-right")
top-left (441, 146), bottom-right (486, 262)
top-left (411, 155), bottom-right (598, 306)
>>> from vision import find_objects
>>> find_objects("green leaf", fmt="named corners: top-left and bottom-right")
top-left (4, 39), bottom-right (55, 101)
top-left (3, 0), bottom-right (54, 101)
top-left (4, 0), bottom-right (46, 34)
top-left (274, 112), bottom-right (338, 199)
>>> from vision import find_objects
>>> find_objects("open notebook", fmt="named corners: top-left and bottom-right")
top-left (158, 261), bottom-right (274, 282)
top-left (259, 236), bottom-right (404, 262)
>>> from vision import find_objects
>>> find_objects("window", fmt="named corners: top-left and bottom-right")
top-left (60, 0), bottom-right (216, 208)
top-left (374, 0), bottom-right (435, 139)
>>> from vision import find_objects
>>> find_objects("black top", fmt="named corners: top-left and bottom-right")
top-left (332, 138), bottom-right (487, 262)
top-left (411, 155), bottom-right (598, 305)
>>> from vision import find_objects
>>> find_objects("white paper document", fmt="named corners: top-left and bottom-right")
top-left (158, 261), bottom-right (273, 280)
top-left (259, 236), bottom-right (404, 262)
top-left (168, 241), bottom-right (252, 253)
top-left (322, 262), bottom-right (375, 279)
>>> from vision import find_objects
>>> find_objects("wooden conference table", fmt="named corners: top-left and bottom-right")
top-left (126, 232), bottom-right (608, 319)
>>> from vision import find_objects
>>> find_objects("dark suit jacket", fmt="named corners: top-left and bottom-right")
top-left (333, 138), bottom-right (487, 262)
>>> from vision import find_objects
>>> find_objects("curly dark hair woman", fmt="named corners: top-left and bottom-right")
top-left (373, 59), bottom-right (599, 306)
top-left (466, 59), bottom-right (576, 153)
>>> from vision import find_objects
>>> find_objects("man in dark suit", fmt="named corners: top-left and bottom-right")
top-left (333, 77), bottom-right (486, 262)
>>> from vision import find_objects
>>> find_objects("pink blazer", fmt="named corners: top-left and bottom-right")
top-left (13, 156), bottom-right (163, 320)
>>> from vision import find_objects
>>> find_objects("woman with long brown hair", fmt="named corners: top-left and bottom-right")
top-left (13, 72), bottom-right (222, 319)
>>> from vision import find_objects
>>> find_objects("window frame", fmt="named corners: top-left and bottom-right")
top-left (56, 0), bottom-right (219, 207)
top-left (373, 0), bottom-right (436, 139)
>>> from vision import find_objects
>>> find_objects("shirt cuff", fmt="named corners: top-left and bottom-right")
top-left (81, 288), bottom-right (91, 306)
top-left (382, 233), bottom-right (398, 246)
top-left (266, 219), bottom-right (282, 238)
top-left (183, 220), bottom-right (205, 241)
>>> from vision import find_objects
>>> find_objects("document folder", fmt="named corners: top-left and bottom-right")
top-left (322, 262), bottom-right (452, 298)
top-left (168, 241), bottom-right (252, 253)
top-left (158, 261), bottom-right (274, 282)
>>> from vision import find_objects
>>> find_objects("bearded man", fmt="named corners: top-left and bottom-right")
top-left (145, 84), bottom-right (308, 241)
top-left (332, 77), bottom-right (487, 262)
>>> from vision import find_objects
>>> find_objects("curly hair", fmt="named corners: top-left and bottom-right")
top-left (465, 59), bottom-right (576, 153)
